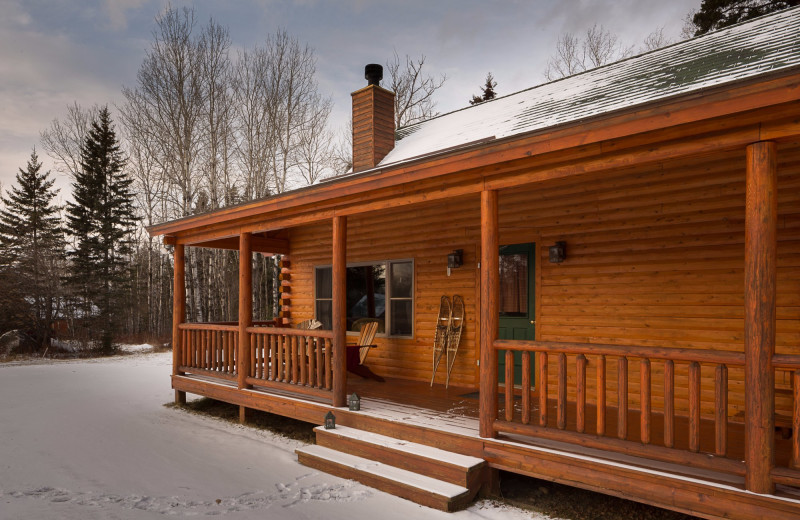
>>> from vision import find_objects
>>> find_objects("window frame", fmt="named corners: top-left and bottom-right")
top-left (313, 258), bottom-right (415, 339)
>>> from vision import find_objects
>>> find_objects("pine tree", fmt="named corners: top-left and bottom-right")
top-left (690, 0), bottom-right (799, 35)
top-left (66, 107), bottom-right (137, 352)
top-left (469, 73), bottom-right (498, 105)
top-left (0, 148), bottom-right (65, 348)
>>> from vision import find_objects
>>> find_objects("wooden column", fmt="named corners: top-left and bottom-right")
top-left (238, 232), bottom-right (253, 390)
top-left (480, 190), bottom-right (499, 438)
top-left (172, 242), bottom-right (186, 404)
top-left (744, 140), bottom-right (777, 494)
top-left (332, 216), bottom-right (347, 407)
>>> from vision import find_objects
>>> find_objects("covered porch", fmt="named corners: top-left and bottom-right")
top-left (150, 60), bottom-right (800, 517)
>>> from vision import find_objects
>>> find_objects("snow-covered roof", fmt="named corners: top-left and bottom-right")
top-left (378, 7), bottom-right (800, 167)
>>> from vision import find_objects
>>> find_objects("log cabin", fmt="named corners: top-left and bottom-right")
top-left (148, 9), bottom-right (800, 518)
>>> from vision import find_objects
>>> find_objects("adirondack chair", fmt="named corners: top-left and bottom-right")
top-left (346, 320), bottom-right (384, 381)
top-left (296, 319), bottom-right (322, 330)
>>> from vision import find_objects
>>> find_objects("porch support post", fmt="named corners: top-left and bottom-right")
top-left (332, 216), bottom-right (347, 407)
top-left (238, 232), bottom-right (253, 390)
top-left (480, 190), bottom-right (499, 438)
top-left (172, 242), bottom-right (186, 404)
top-left (744, 140), bottom-right (777, 494)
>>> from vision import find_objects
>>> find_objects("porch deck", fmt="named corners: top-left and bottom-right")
top-left (174, 370), bottom-right (800, 519)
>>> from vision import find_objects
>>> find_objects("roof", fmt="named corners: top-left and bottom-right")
top-left (375, 7), bottom-right (800, 168)
top-left (149, 7), bottom-right (800, 237)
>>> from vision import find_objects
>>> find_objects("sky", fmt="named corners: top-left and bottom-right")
top-left (0, 0), bottom-right (699, 198)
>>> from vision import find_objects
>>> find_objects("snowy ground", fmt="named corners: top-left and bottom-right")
top-left (0, 351), bottom-right (551, 519)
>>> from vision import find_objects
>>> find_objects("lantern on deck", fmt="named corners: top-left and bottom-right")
top-left (349, 393), bottom-right (361, 411)
top-left (324, 411), bottom-right (336, 429)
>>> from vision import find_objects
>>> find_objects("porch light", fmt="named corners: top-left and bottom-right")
top-left (447, 249), bottom-right (463, 276)
top-left (324, 411), bottom-right (336, 429)
top-left (447, 249), bottom-right (463, 269)
top-left (549, 241), bottom-right (566, 263)
top-left (348, 393), bottom-right (361, 411)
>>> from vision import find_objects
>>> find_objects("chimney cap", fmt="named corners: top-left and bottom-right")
top-left (365, 64), bottom-right (383, 86)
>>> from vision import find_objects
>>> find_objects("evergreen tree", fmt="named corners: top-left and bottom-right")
top-left (690, 0), bottom-right (799, 35)
top-left (66, 107), bottom-right (138, 352)
top-left (469, 73), bottom-right (498, 105)
top-left (0, 149), bottom-right (64, 347)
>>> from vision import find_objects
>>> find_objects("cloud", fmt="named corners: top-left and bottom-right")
top-left (103, 0), bottom-right (151, 30)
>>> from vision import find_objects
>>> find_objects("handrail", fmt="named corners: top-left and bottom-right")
top-left (247, 326), bottom-right (333, 338)
top-left (772, 355), bottom-right (800, 369)
top-left (493, 339), bottom-right (746, 366)
top-left (179, 323), bottom-right (238, 332)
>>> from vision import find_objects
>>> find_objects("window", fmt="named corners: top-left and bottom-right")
top-left (314, 260), bottom-right (413, 337)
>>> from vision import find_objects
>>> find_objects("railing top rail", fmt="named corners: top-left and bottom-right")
top-left (493, 339), bottom-right (745, 366)
top-left (772, 354), bottom-right (800, 369)
top-left (178, 323), bottom-right (239, 332)
top-left (246, 326), bottom-right (334, 339)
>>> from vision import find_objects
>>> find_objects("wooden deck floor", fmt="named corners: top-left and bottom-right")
top-left (174, 372), bottom-right (800, 519)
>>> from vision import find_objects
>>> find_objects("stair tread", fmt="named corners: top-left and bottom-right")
top-left (297, 444), bottom-right (470, 499)
top-left (314, 425), bottom-right (484, 470)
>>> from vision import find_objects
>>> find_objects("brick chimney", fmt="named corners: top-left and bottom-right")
top-left (352, 64), bottom-right (395, 172)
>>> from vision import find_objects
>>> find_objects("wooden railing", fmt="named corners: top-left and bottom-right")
top-left (245, 326), bottom-right (334, 401)
top-left (771, 356), bottom-right (800, 488)
top-left (493, 339), bottom-right (748, 476)
top-left (178, 323), bottom-right (239, 382)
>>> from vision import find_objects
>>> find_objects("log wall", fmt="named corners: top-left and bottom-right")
top-left (288, 144), bottom-right (800, 414)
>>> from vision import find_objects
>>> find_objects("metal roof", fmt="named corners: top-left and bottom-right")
top-left (379, 7), bottom-right (800, 167)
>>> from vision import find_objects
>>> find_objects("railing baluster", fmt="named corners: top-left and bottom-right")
top-left (521, 351), bottom-right (531, 425)
top-left (793, 370), bottom-right (800, 469)
top-left (299, 336), bottom-right (307, 386)
top-left (290, 336), bottom-right (298, 383)
top-left (505, 350), bottom-right (514, 421)
top-left (664, 360), bottom-right (674, 448)
top-left (618, 356), bottom-right (628, 440)
top-left (306, 337), bottom-right (319, 388)
top-left (325, 338), bottom-right (332, 390)
top-left (640, 358), bottom-right (651, 444)
top-left (557, 353), bottom-right (567, 430)
top-left (597, 354), bottom-right (606, 436)
top-left (576, 354), bottom-right (586, 433)
top-left (538, 351), bottom-right (548, 427)
top-left (689, 361), bottom-right (701, 453)
top-left (270, 334), bottom-right (274, 378)
top-left (250, 332), bottom-right (256, 378)
top-left (214, 330), bottom-right (220, 371)
top-left (715, 364), bottom-right (727, 457)
top-left (316, 337), bottom-right (324, 387)
top-left (277, 335), bottom-right (285, 381)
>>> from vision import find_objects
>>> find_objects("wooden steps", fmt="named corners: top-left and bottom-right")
top-left (296, 425), bottom-right (487, 511)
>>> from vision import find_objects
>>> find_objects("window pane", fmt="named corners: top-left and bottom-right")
top-left (346, 264), bottom-right (386, 332)
top-left (315, 300), bottom-right (332, 330)
top-left (390, 300), bottom-right (413, 336)
top-left (499, 252), bottom-right (528, 317)
top-left (315, 267), bottom-right (332, 299)
top-left (390, 261), bottom-right (413, 298)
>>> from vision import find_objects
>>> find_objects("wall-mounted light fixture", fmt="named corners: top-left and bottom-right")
top-left (447, 249), bottom-right (463, 276)
top-left (549, 241), bottom-right (566, 263)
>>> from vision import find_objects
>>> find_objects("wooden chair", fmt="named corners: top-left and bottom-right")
top-left (352, 320), bottom-right (378, 364)
top-left (346, 320), bottom-right (383, 381)
top-left (296, 319), bottom-right (322, 330)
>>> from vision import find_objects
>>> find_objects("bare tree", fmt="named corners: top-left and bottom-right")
top-left (544, 24), bottom-right (635, 81)
top-left (40, 102), bottom-right (100, 179)
top-left (641, 26), bottom-right (673, 52)
top-left (385, 52), bottom-right (446, 128)
top-left (120, 6), bottom-right (205, 219)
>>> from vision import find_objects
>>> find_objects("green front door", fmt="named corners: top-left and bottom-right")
top-left (497, 242), bottom-right (536, 386)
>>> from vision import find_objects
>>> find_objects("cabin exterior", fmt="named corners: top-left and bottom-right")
top-left (148, 10), bottom-right (800, 519)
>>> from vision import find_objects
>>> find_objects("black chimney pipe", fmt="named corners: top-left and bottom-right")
top-left (365, 64), bottom-right (383, 86)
